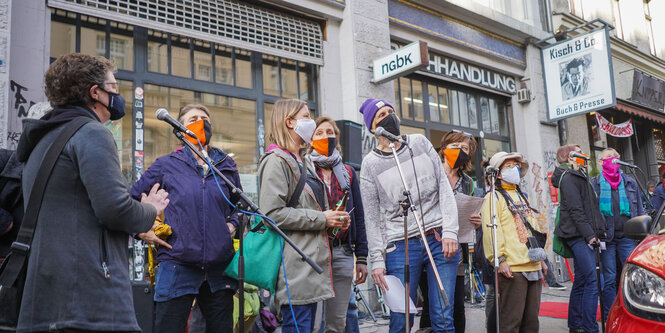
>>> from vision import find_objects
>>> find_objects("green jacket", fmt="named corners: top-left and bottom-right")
top-left (258, 147), bottom-right (332, 308)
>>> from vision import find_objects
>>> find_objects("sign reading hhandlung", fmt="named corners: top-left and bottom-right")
top-left (542, 28), bottom-right (615, 121)
top-left (373, 41), bottom-right (429, 84)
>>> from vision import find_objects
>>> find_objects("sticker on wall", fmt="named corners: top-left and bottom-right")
top-left (134, 86), bottom-right (144, 100)
top-left (134, 100), bottom-right (143, 108)
top-left (136, 111), bottom-right (143, 119)
top-left (135, 129), bottom-right (144, 150)
top-left (135, 120), bottom-right (143, 129)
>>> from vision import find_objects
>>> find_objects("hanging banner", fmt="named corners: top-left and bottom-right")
top-left (595, 113), bottom-right (633, 137)
top-left (542, 27), bottom-right (616, 121)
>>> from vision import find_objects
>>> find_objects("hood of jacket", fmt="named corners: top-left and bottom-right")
top-left (16, 105), bottom-right (99, 163)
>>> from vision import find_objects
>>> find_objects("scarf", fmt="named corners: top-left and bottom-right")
top-left (309, 149), bottom-right (350, 191)
top-left (599, 172), bottom-right (630, 217)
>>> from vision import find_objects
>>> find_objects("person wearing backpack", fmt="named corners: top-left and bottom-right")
top-left (590, 148), bottom-right (643, 318)
top-left (552, 144), bottom-right (607, 333)
top-left (480, 152), bottom-right (546, 333)
top-left (258, 99), bottom-right (349, 333)
top-left (13, 53), bottom-right (169, 332)
top-left (308, 116), bottom-right (367, 333)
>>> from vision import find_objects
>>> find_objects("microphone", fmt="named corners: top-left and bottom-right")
top-left (612, 159), bottom-right (638, 168)
top-left (485, 166), bottom-right (499, 175)
top-left (375, 127), bottom-right (407, 145)
top-left (569, 151), bottom-right (590, 160)
top-left (156, 108), bottom-right (196, 137)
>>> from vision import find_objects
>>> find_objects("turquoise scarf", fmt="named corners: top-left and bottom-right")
top-left (599, 173), bottom-right (630, 217)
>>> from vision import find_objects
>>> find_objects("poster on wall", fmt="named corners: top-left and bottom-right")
top-left (542, 27), bottom-right (616, 121)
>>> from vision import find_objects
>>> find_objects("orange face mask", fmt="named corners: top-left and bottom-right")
top-left (311, 137), bottom-right (337, 157)
top-left (442, 148), bottom-right (470, 170)
top-left (575, 153), bottom-right (589, 167)
top-left (184, 120), bottom-right (212, 146)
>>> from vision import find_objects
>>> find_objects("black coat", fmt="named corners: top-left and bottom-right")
top-left (16, 106), bottom-right (156, 332)
top-left (0, 149), bottom-right (22, 259)
top-left (552, 166), bottom-right (607, 242)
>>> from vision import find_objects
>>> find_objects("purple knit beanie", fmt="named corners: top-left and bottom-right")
top-left (359, 98), bottom-right (395, 132)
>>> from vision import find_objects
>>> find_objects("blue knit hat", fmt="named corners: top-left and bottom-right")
top-left (359, 98), bottom-right (395, 132)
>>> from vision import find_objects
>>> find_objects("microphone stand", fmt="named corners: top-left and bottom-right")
top-left (172, 130), bottom-right (323, 333)
top-left (387, 141), bottom-right (449, 333)
top-left (626, 166), bottom-right (655, 213)
top-left (487, 170), bottom-right (500, 333)
top-left (582, 168), bottom-right (605, 333)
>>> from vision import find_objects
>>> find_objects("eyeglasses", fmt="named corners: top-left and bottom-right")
top-left (101, 81), bottom-right (119, 89)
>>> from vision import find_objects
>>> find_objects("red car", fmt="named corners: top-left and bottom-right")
top-left (607, 215), bottom-right (665, 332)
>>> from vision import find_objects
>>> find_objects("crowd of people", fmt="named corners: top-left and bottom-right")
top-left (0, 52), bottom-right (654, 333)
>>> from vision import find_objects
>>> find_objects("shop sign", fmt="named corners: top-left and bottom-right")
top-left (542, 27), bottom-right (616, 121)
top-left (631, 69), bottom-right (665, 112)
top-left (427, 54), bottom-right (517, 94)
top-left (595, 113), bottom-right (633, 137)
top-left (373, 41), bottom-right (429, 84)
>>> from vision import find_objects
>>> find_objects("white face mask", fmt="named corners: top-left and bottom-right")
top-left (294, 118), bottom-right (316, 143)
top-left (501, 166), bottom-right (521, 185)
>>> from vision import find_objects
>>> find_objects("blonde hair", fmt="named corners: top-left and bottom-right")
top-left (267, 99), bottom-right (308, 152)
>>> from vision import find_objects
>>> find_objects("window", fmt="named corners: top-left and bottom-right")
top-left (645, 1), bottom-right (657, 56)
top-left (171, 35), bottom-right (191, 78)
top-left (143, 84), bottom-right (257, 171)
top-left (50, 20), bottom-right (76, 58)
top-left (109, 34), bottom-right (133, 70)
top-left (613, 0), bottom-right (624, 39)
top-left (105, 80), bottom-right (134, 183)
top-left (262, 55), bottom-right (315, 100)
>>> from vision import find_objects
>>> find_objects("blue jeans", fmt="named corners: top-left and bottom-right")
top-left (345, 288), bottom-right (360, 333)
top-left (385, 233), bottom-right (459, 333)
top-left (281, 303), bottom-right (317, 333)
top-left (600, 237), bottom-right (635, 317)
top-left (567, 237), bottom-right (600, 333)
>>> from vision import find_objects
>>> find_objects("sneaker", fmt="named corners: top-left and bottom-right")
top-left (548, 282), bottom-right (566, 290)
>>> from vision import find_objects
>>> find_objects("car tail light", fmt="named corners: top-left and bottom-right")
top-left (622, 263), bottom-right (665, 322)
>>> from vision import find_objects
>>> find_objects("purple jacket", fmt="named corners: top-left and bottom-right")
top-left (131, 147), bottom-right (241, 268)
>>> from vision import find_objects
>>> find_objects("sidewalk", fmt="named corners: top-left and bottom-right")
top-left (357, 281), bottom-right (572, 333)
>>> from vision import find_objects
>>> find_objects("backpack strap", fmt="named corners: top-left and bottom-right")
top-left (0, 117), bottom-right (93, 288)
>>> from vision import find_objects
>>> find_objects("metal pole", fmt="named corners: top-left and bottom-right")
top-left (488, 172), bottom-right (501, 333)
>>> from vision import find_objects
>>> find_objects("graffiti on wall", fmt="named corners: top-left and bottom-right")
top-left (531, 162), bottom-right (552, 249)
top-left (543, 150), bottom-right (558, 172)
top-left (6, 80), bottom-right (37, 148)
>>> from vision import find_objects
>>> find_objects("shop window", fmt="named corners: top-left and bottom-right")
top-left (215, 45), bottom-right (233, 85)
top-left (481, 97), bottom-right (491, 133)
top-left (467, 95), bottom-right (479, 129)
top-left (498, 103), bottom-right (509, 136)
top-left (412, 80), bottom-right (424, 122)
top-left (171, 36), bottom-right (191, 78)
top-left (484, 139), bottom-right (511, 160)
top-left (401, 125), bottom-right (426, 136)
top-left (654, 128), bottom-right (665, 161)
top-left (147, 31), bottom-right (168, 74)
top-left (281, 59), bottom-right (298, 99)
top-left (438, 87), bottom-right (451, 124)
top-left (235, 49), bottom-right (253, 89)
top-left (458, 91), bottom-right (470, 128)
top-left (80, 26), bottom-right (106, 57)
top-left (50, 21), bottom-right (76, 59)
top-left (427, 84), bottom-right (440, 122)
top-left (450, 90), bottom-right (461, 126)
top-left (105, 80), bottom-right (134, 183)
top-left (193, 41), bottom-right (212, 82)
top-left (110, 33), bottom-right (134, 71)
top-left (299, 62), bottom-right (313, 101)
top-left (142, 85), bottom-right (257, 171)
top-left (263, 55), bottom-right (280, 96)
top-left (399, 77), bottom-right (412, 119)
top-left (489, 99), bottom-right (500, 134)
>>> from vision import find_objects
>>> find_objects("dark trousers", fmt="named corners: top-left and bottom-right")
top-left (153, 281), bottom-right (234, 333)
top-left (453, 275), bottom-right (465, 332)
top-left (497, 273), bottom-right (542, 333)
top-left (280, 303), bottom-right (317, 333)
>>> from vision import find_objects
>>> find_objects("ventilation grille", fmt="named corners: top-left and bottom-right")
top-left (48, 0), bottom-right (323, 64)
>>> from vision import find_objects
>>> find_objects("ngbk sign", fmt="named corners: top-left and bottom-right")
top-left (372, 41), bottom-right (429, 84)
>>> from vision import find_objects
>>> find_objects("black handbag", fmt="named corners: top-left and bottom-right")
top-left (0, 117), bottom-right (92, 329)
